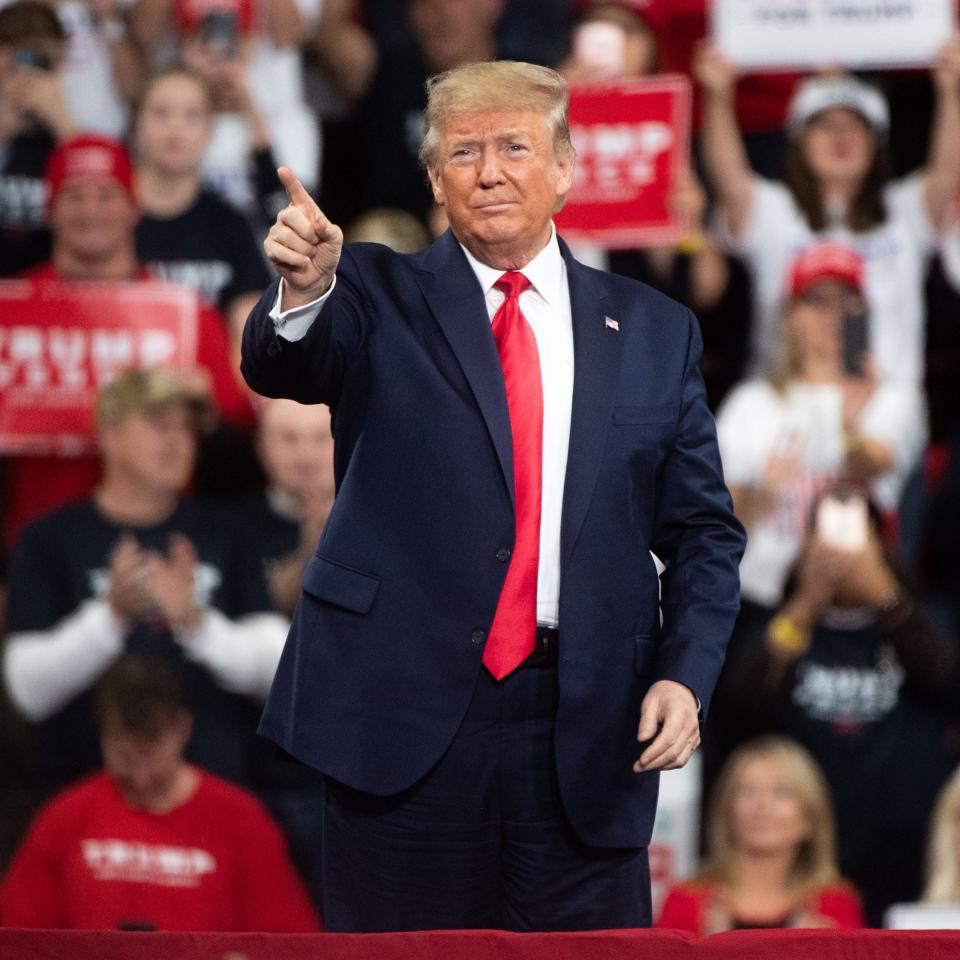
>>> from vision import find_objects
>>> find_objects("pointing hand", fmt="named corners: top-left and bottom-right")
top-left (264, 167), bottom-right (344, 310)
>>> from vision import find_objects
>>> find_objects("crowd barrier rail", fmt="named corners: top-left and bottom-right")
top-left (3, 927), bottom-right (960, 960)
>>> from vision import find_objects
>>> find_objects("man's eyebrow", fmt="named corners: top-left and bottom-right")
top-left (446, 136), bottom-right (483, 150)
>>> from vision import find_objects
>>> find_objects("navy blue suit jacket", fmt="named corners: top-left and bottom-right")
top-left (241, 230), bottom-right (745, 848)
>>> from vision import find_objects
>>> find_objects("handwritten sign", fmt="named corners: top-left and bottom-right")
top-left (712, 0), bottom-right (956, 71)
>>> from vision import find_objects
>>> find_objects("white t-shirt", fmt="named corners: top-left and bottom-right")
top-left (201, 103), bottom-right (318, 220)
top-left (718, 175), bottom-right (937, 384)
top-left (57, 0), bottom-right (134, 138)
top-left (716, 378), bottom-right (925, 607)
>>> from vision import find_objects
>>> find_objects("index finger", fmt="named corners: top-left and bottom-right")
top-left (278, 166), bottom-right (317, 214)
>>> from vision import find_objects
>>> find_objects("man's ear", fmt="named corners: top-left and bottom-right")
top-left (427, 166), bottom-right (445, 206)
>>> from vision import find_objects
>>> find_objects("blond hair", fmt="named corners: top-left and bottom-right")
top-left (345, 207), bottom-right (429, 254)
top-left (700, 736), bottom-right (842, 896)
top-left (419, 60), bottom-right (574, 173)
top-left (770, 299), bottom-right (806, 393)
top-left (922, 766), bottom-right (960, 902)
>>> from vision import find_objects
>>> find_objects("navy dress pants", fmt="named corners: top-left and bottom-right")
top-left (321, 659), bottom-right (650, 932)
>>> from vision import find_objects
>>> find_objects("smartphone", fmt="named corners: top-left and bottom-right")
top-left (13, 47), bottom-right (53, 71)
top-left (572, 21), bottom-right (627, 76)
top-left (842, 311), bottom-right (868, 377)
top-left (200, 11), bottom-right (239, 58)
top-left (816, 492), bottom-right (868, 552)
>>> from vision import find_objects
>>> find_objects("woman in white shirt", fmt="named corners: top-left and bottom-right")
top-left (717, 244), bottom-right (924, 609)
top-left (695, 35), bottom-right (960, 384)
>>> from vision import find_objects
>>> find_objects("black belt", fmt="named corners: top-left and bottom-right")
top-left (518, 626), bottom-right (559, 669)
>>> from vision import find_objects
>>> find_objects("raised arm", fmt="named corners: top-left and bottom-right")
top-left (923, 31), bottom-right (960, 230)
top-left (241, 168), bottom-right (358, 404)
top-left (266, 167), bottom-right (343, 310)
top-left (693, 41), bottom-right (756, 239)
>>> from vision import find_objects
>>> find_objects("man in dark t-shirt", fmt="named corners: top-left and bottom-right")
top-left (353, 0), bottom-right (505, 221)
top-left (1, 369), bottom-right (289, 801)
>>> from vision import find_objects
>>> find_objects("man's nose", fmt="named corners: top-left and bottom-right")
top-left (477, 146), bottom-right (504, 186)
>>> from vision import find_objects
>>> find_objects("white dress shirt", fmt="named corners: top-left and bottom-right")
top-left (268, 227), bottom-right (574, 626)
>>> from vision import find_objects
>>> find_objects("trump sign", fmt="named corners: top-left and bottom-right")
top-left (0, 279), bottom-right (198, 453)
top-left (555, 75), bottom-right (692, 248)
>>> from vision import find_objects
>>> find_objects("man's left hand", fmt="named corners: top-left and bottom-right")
top-left (633, 680), bottom-right (700, 773)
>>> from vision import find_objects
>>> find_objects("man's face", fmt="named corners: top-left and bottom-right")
top-left (427, 109), bottom-right (573, 262)
top-left (135, 73), bottom-right (212, 176)
top-left (101, 714), bottom-right (191, 812)
top-left (100, 403), bottom-right (197, 496)
top-left (49, 178), bottom-right (138, 266)
top-left (257, 398), bottom-right (334, 502)
top-left (408, 0), bottom-right (502, 72)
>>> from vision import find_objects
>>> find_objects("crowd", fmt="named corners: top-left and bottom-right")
top-left (1, 0), bottom-right (960, 936)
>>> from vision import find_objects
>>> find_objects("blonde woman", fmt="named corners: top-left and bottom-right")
top-left (923, 766), bottom-right (960, 903)
top-left (658, 737), bottom-right (863, 933)
top-left (716, 243), bottom-right (924, 610)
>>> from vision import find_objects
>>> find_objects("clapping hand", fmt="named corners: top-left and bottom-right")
top-left (264, 167), bottom-right (343, 310)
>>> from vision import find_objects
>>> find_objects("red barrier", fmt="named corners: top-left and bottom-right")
top-left (2, 928), bottom-right (960, 960)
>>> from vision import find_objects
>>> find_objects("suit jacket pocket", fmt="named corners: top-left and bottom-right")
top-left (301, 554), bottom-right (381, 614)
top-left (635, 634), bottom-right (655, 677)
top-left (614, 404), bottom-right (677, 426)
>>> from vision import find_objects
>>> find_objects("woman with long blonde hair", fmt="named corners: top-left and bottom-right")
top-left (658, 736), bottom-right (863, 933)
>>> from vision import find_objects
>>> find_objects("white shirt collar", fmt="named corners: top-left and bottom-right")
top-left (458, 222), bottom-right (565, 308)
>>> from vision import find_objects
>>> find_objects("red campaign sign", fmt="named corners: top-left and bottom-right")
top-left (0, 279), bottom-right (198, 454)
top-left (555, 75), bottom-right (692, 249)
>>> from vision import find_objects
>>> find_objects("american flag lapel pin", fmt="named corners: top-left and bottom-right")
top-left (604, 316), bottom-right (620, 332)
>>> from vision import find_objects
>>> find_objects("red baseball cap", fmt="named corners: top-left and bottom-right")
top-left (45, 135), bottom-right (135, 212)
top-left (788, 244), bottom-right (864, 299)
top-left (174, 0), bottom-right (255, 34)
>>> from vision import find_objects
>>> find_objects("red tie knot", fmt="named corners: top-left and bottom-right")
top-left (494, 271), bottom-right (531, 300)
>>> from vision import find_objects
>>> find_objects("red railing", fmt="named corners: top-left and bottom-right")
top-left (2, 927), bottom-right (960, 960)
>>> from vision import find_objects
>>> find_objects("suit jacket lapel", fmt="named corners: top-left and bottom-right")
top-left (414, 231), bottom-right (515, 504)
top-left (559, 241), bottom-right (621, 567)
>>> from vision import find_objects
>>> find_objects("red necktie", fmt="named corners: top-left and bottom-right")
top-left (483, 271), bottom-right (543, 680)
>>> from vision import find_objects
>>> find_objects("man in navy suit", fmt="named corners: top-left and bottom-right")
top-left (241, 59), bottom-right (745, 932)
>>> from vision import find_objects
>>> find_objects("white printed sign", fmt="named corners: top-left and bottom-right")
top-left (712, 0), bottom-right (955, 71)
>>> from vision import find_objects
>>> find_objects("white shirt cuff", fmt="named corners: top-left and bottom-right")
top-left (268, 276), bottom-right (337, 342)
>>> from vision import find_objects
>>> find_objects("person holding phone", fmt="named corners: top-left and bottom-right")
top-left (710, 487), bottom-right (959, 925)
top-left (695, 33), bottom-right (960, 386)
top-left (715, 243), bottom-right (925, 613)
top-left (0, 1), bottom-right (76, 275)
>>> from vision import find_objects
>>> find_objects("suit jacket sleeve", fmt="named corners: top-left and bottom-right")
top-left (240, 247), bottom-right (371, 407)
top-left (651, 309), bottom-right (746, 720)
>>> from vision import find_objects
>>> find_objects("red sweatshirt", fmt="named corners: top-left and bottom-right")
top-left (0, 770), bottom-right (320, 932)
top-left (657, 879), bottom-right (864, 934)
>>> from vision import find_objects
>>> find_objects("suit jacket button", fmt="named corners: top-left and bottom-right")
top-left (471, 630), bottom-right (486, 645)
top-left (496, 548), bottom-right (511, 562)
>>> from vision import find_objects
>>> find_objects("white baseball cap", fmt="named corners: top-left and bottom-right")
top-left (787, 75), bottom-right (889, 138)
